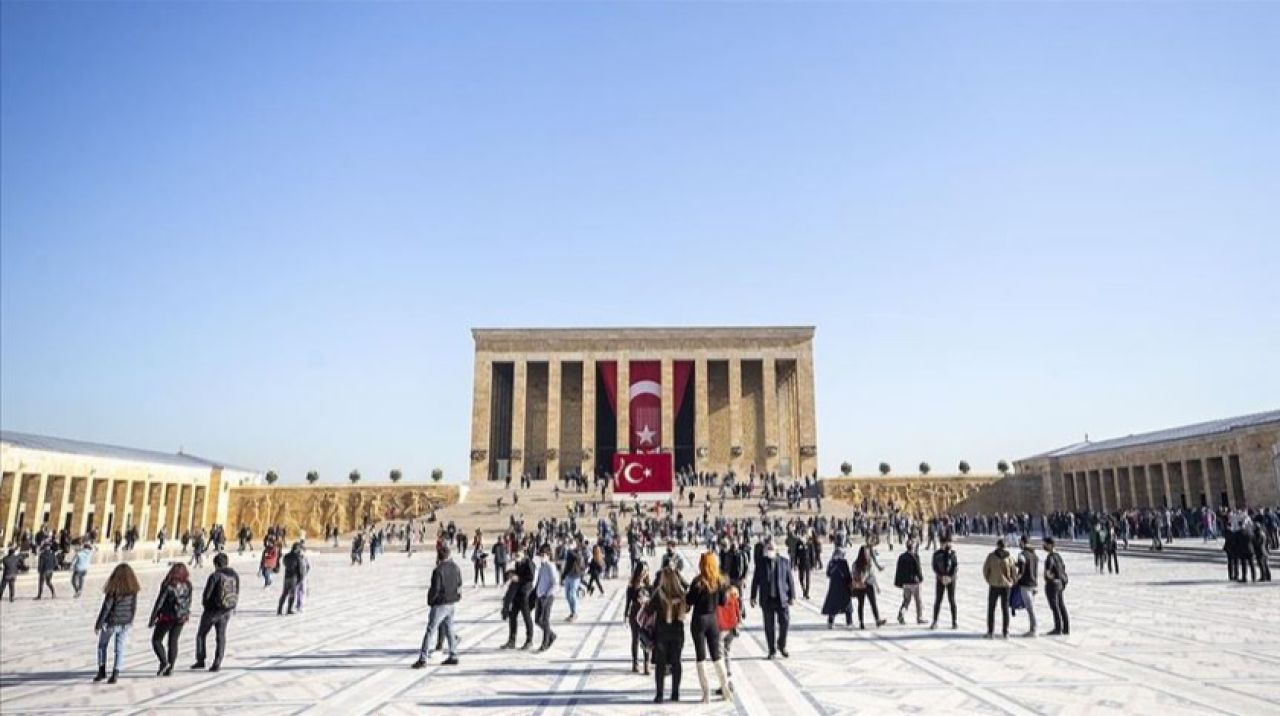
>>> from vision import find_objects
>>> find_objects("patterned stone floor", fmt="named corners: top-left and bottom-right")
top-left (0, 540), bottom-right (1276, 715)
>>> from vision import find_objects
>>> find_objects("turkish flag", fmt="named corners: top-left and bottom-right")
top-left (613, 452), bottom-right (674, 496)
top-left (630, 361), bottom-right (661, 452)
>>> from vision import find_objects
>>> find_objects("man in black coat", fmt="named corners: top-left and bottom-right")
top-left (930, 537), bottom-right (958, 630)
top-left (413, 544), bottom-right (463, 667)
top-left (893, 540), bottom-right (924, 625)
top-left (502, 548), bottom-right (537, 650)
top-left (36, 543), bottom-right (58, 599)
top-left (1, 547), bottom-right (26, 602)
top-left (193, 553), bottom-right (239, 672)
top-left (750, 539), bottom-right (795, 659)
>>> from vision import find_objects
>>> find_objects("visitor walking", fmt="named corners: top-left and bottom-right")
top-left (750, 539), bottom-right (794, 657)
top-left (686, 551), bottom-right (732, 702)
top-left (71, 541), bottom-right (93, 598)
top-left (147, 563), bottom-right (192, 676)
top-left (650, 565), bottom-right (687, 703)
top-left (821, 535), bottom-right (854, 628)
top-left (894, 540), bottom-right (925, 625)
top-left (192, 553), bottom-right (239, 672)
top-left (412, 544), bottom-right (462, 667)
top-left (851, 545), bottom-right (885, 629)
top-left (93, 564), bottom-right (140, 684)
top-left (534, 544), bottom-right (559, 652)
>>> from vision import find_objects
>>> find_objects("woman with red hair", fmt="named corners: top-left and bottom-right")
top-left (148, 563), bottom-right (193, 676)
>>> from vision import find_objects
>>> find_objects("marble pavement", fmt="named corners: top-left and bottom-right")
top-left (0, 540), bottom-right (1277, 715)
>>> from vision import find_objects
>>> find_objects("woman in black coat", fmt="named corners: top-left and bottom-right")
top-left (821, 536), bottom-right (854, 628)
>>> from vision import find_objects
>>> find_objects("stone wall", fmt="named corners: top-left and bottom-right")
top-left (946, 474), bottom-right (1045, 515)
top-left (226, 483), bottom-right (461, 538)
top-left (821, 474), bottom-right (1004, 518)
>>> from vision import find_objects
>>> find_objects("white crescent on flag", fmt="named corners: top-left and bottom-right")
top-left (620, 460), bottom-right (644, 485)
top-left (628, 380), bottom-right (661, 400)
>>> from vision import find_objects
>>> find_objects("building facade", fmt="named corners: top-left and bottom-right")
top-left (0, 431), bottom-right (260, 546)
top-left (1015, 410), bottom-right (1280, 512)
top-left (469, 327), bottom-right (818, 482)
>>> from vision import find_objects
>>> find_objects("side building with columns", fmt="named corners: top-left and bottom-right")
top-left (0, 431), bottom-right (261, 547)
top-left (1015, 410), bottom-right (1280, 513)
top-left (469, 326), bottom-right (819, 482)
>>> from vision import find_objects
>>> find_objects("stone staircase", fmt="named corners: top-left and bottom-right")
top-left (431, 479), bottom-right (825, 532)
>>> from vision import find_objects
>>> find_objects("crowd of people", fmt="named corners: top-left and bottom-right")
top-left (0, 484), bottom-right (1274, 697)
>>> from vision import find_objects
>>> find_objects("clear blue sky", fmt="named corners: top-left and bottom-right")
top-left (2, 2), bottom-right (1277, 485)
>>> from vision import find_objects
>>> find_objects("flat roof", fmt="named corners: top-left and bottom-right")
top-left (1024, 409), bottom-right (1280, 460)
top-left (1, 430), bottom-right (257, 473)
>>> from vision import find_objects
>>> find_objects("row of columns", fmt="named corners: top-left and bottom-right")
top-left (1, 473), bottom-right (206, 546)
top-left (472, 352), bottom-right (817, 481)
top-left (1060, 454), bottom-right (1241, 512)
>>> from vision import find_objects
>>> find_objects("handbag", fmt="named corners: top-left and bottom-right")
top-left (636, 604), bottom-right (657, 650)
top-left (717, 592), bottom-right (741, 631)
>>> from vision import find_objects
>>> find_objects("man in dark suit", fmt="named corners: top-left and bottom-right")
top-left (750, 539), bottom-right (795, 658)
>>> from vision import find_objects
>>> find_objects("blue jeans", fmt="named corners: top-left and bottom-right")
top-left (564, 576), bottom-right (580, 617)
top-left (419, 604), bottom-right (457, 658)
top-left (97, 624), bottom-right (129, 671)
top-left (261, 567), bottom-right (273, 587)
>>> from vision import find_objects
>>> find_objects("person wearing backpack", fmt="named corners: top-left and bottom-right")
top-left (1042, 537), bottom-right (1070, 635)
top-left (148, 563), bottom-right (192, 676)
top-left (260, 541), bottom-right (280, 588)
top-left (94, 563), bottom-right (140, 684)
top-left (192, 552), bottom-right (239, 672)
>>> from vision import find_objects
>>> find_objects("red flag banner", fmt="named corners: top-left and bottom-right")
top-left (629, 361), bottom-right (661, 452)
top-left (613, 452), bottom-right (674, 496)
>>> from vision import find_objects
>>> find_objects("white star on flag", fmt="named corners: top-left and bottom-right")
top-left (636, 424), bottom-right (656, 445)
top-left (644, 468), bottom-right (652, 477)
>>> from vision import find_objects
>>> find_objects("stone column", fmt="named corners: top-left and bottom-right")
top-left (53, 476), bottom-right (72, 532)
top-left (100, 478), bottom-right (117, 544)
top-left (1198, 457), bottom-right (1213, 508)
top-left (75, 479), bottom-right (94, 540)
top-left (797, 349), bottom-right (818, 476)
top-left (2, 474), bottom-right (22, 541)
top-left (510, 360), bottom-right (527, 480)
top-left (616, 359), bottom-right (630, 453)
top-left (695, 357), bottom-right (710, 470)
top-left (728, 356), bottom-right (743, 472)
top-left (660, 358), bottom-right (675, 454)
top-left (469, 353), bottom-right (492, 483)
top-left (31, 473), bottom-right (49, 529)
top-left (546, 359), bottom-right (561, 480)
top-left (581, 358), bottom-right (596, 475)
top-left (184, 482), bottom-right (197, 534)
top-left (761, 356), bottom-right (779, 474)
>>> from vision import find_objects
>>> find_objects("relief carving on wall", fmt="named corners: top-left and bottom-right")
top-left (227, 485), bottom-right (460, 539)
top-left (821, 477), bottom-right (1000, 518)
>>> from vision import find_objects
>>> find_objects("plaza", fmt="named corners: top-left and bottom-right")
top-left (0, 539), bottom-right (1276, 715)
